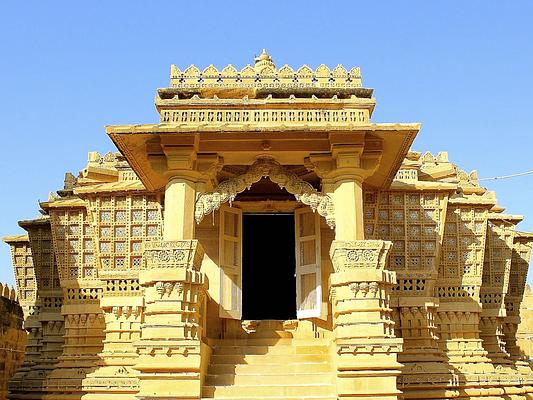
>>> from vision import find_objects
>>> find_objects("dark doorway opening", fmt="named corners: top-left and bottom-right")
top-left (242, 214), bottom-right (296, 320)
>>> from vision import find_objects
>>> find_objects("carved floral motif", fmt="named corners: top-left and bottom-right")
top-left (143, 240), bottom-right (204, 270)
top-left (195, 157), bottom-right (335, 227)
top-left (330, 240), bottom-right (392, 272)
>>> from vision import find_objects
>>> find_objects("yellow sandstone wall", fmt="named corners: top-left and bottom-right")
top-left (518, 285), bottom-right (533, 359)
top-left (0, 283), bottom-right (26, 400)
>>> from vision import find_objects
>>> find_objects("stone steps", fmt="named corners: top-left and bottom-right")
top-left (202, 325), bottom-right (335, 399)
top-left (207, 361), bottom-right (333, 375)
top-left (212, 344), bottom-right (330, 355)
top-left (210, 353), bottom-right (329, 365)
top-left (202, 383), bottom-right (335, 398)
top-left (206, 372), bottom-right (333, 386)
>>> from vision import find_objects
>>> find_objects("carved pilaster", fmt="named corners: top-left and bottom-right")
top-left (7, 316), bottom-right (44, 399)
top-left (395, 303), bottom-right (456, 398)
top-left (82, 281), bottom-right (143, 400)
top-left (43, 308), bottom-right (105, 400)
top-left (330, 240), bottom-right (403, 399)
top-left (479, 315), bottom-right (512, 365)
top-left (134, 240), bottom-right (206, 400)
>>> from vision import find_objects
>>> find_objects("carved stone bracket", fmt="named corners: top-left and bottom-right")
top-left (195, 157), bottom-right (335, 228)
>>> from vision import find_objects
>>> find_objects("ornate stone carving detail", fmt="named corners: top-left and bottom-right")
top-left (337, 342), bottom-right (403, 355)
top-left (169, 57), bottom-right (362, 90)
top-left (195, 157), bottom-right (335, 228)
top-left (330, 240), bottom-right (392, 272)
top-left (154, 281), bottom-right (184, 298)
top-left (143, 240), bottom-right (204, 270)
top-left (111, 305), bottom-right (142, 319)
top-left (348, 282), bottom-right (380, 298)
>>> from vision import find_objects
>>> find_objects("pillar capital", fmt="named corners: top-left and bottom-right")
top-left (163, 144), bottom-right (197, 171)
top-left (306, 143), bottom-right (383, 184)
top-left (163, 143), bottom-right (222, 184)
top-left (306, 146), bottom-right (382, 241)
top-left (163, 153), bottom-right (222, 241)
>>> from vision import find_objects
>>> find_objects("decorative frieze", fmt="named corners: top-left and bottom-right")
top-left (161, 108), bottom-right (369, 126)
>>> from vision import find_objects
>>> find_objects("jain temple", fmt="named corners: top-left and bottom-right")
top-left (2, 51), bottom-right (533, 400)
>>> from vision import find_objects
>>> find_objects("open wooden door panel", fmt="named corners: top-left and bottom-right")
top-left (294, 207), bottom-right (322, 319)
top-left (218, 205), bottom-right (242, 319)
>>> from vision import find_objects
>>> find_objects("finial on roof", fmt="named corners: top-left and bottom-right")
top-left (254, 49), bottom-right (275, 71)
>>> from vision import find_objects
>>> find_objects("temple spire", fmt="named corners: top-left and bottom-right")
top-left (254, 48), bottom-right (275, 71)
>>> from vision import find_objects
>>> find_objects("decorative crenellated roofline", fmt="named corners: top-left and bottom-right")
top-left (0, 282), bottom-right (18, 302)
top-left (395, 150), bottom-right (484, 193)
top-left (169, 50), bottom-right (363, 90)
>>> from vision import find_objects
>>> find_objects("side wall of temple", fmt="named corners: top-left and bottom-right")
top-left (0, 283), bottom-right (25, 400)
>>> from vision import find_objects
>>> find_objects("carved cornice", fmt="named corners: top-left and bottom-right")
top-left (195, 157), bottom-right (335, 228)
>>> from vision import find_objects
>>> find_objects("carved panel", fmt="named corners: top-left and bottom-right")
top-left (87, 194), bottom-right (163, 274)
top-left (363, 191), bottom-right (447, 295)
top-left (436, 205), bottom-right (489, 302)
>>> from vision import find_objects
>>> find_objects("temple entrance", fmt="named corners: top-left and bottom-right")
top-left (242, 214), bottom-right (296, 320)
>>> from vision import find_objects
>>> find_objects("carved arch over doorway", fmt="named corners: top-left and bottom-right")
top-left (195, 157), bottom-right (335, 228)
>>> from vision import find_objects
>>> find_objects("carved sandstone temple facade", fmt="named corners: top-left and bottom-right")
top-left (4, 51), bottom-right (533, 399)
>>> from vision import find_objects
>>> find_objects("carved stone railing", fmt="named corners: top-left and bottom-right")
top-left (161, 108), bottom-right (369, 126)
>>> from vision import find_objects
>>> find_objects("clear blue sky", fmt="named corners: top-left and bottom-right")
top-left (1, 2), bottom-right (532, 286)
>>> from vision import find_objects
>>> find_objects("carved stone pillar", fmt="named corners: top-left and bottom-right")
top-left (134, 240), bottom-right (206, 399)
top-left (503, 320), bottom-right (522, 361)
top-left (4, 235), bottom-right (42, 399)
top-left (433, 307), bottom-right (503, 396)
top-left (0, 286), bottom-right (26, 400)
top-left (163, 177), bottom-right (197, 241)
top-left (330, 240), bottom-right (403, 400)
top-left (12, 219), bottom-right (67, 400)
top-left (397, 305), bottom-right (442, 363)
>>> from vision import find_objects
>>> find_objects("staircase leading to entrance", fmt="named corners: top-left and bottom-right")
top-left (202, 321), bottom-right (336, 400)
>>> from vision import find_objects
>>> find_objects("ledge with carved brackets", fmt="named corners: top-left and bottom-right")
top-left (337, 340), bottom-right (403, 356)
